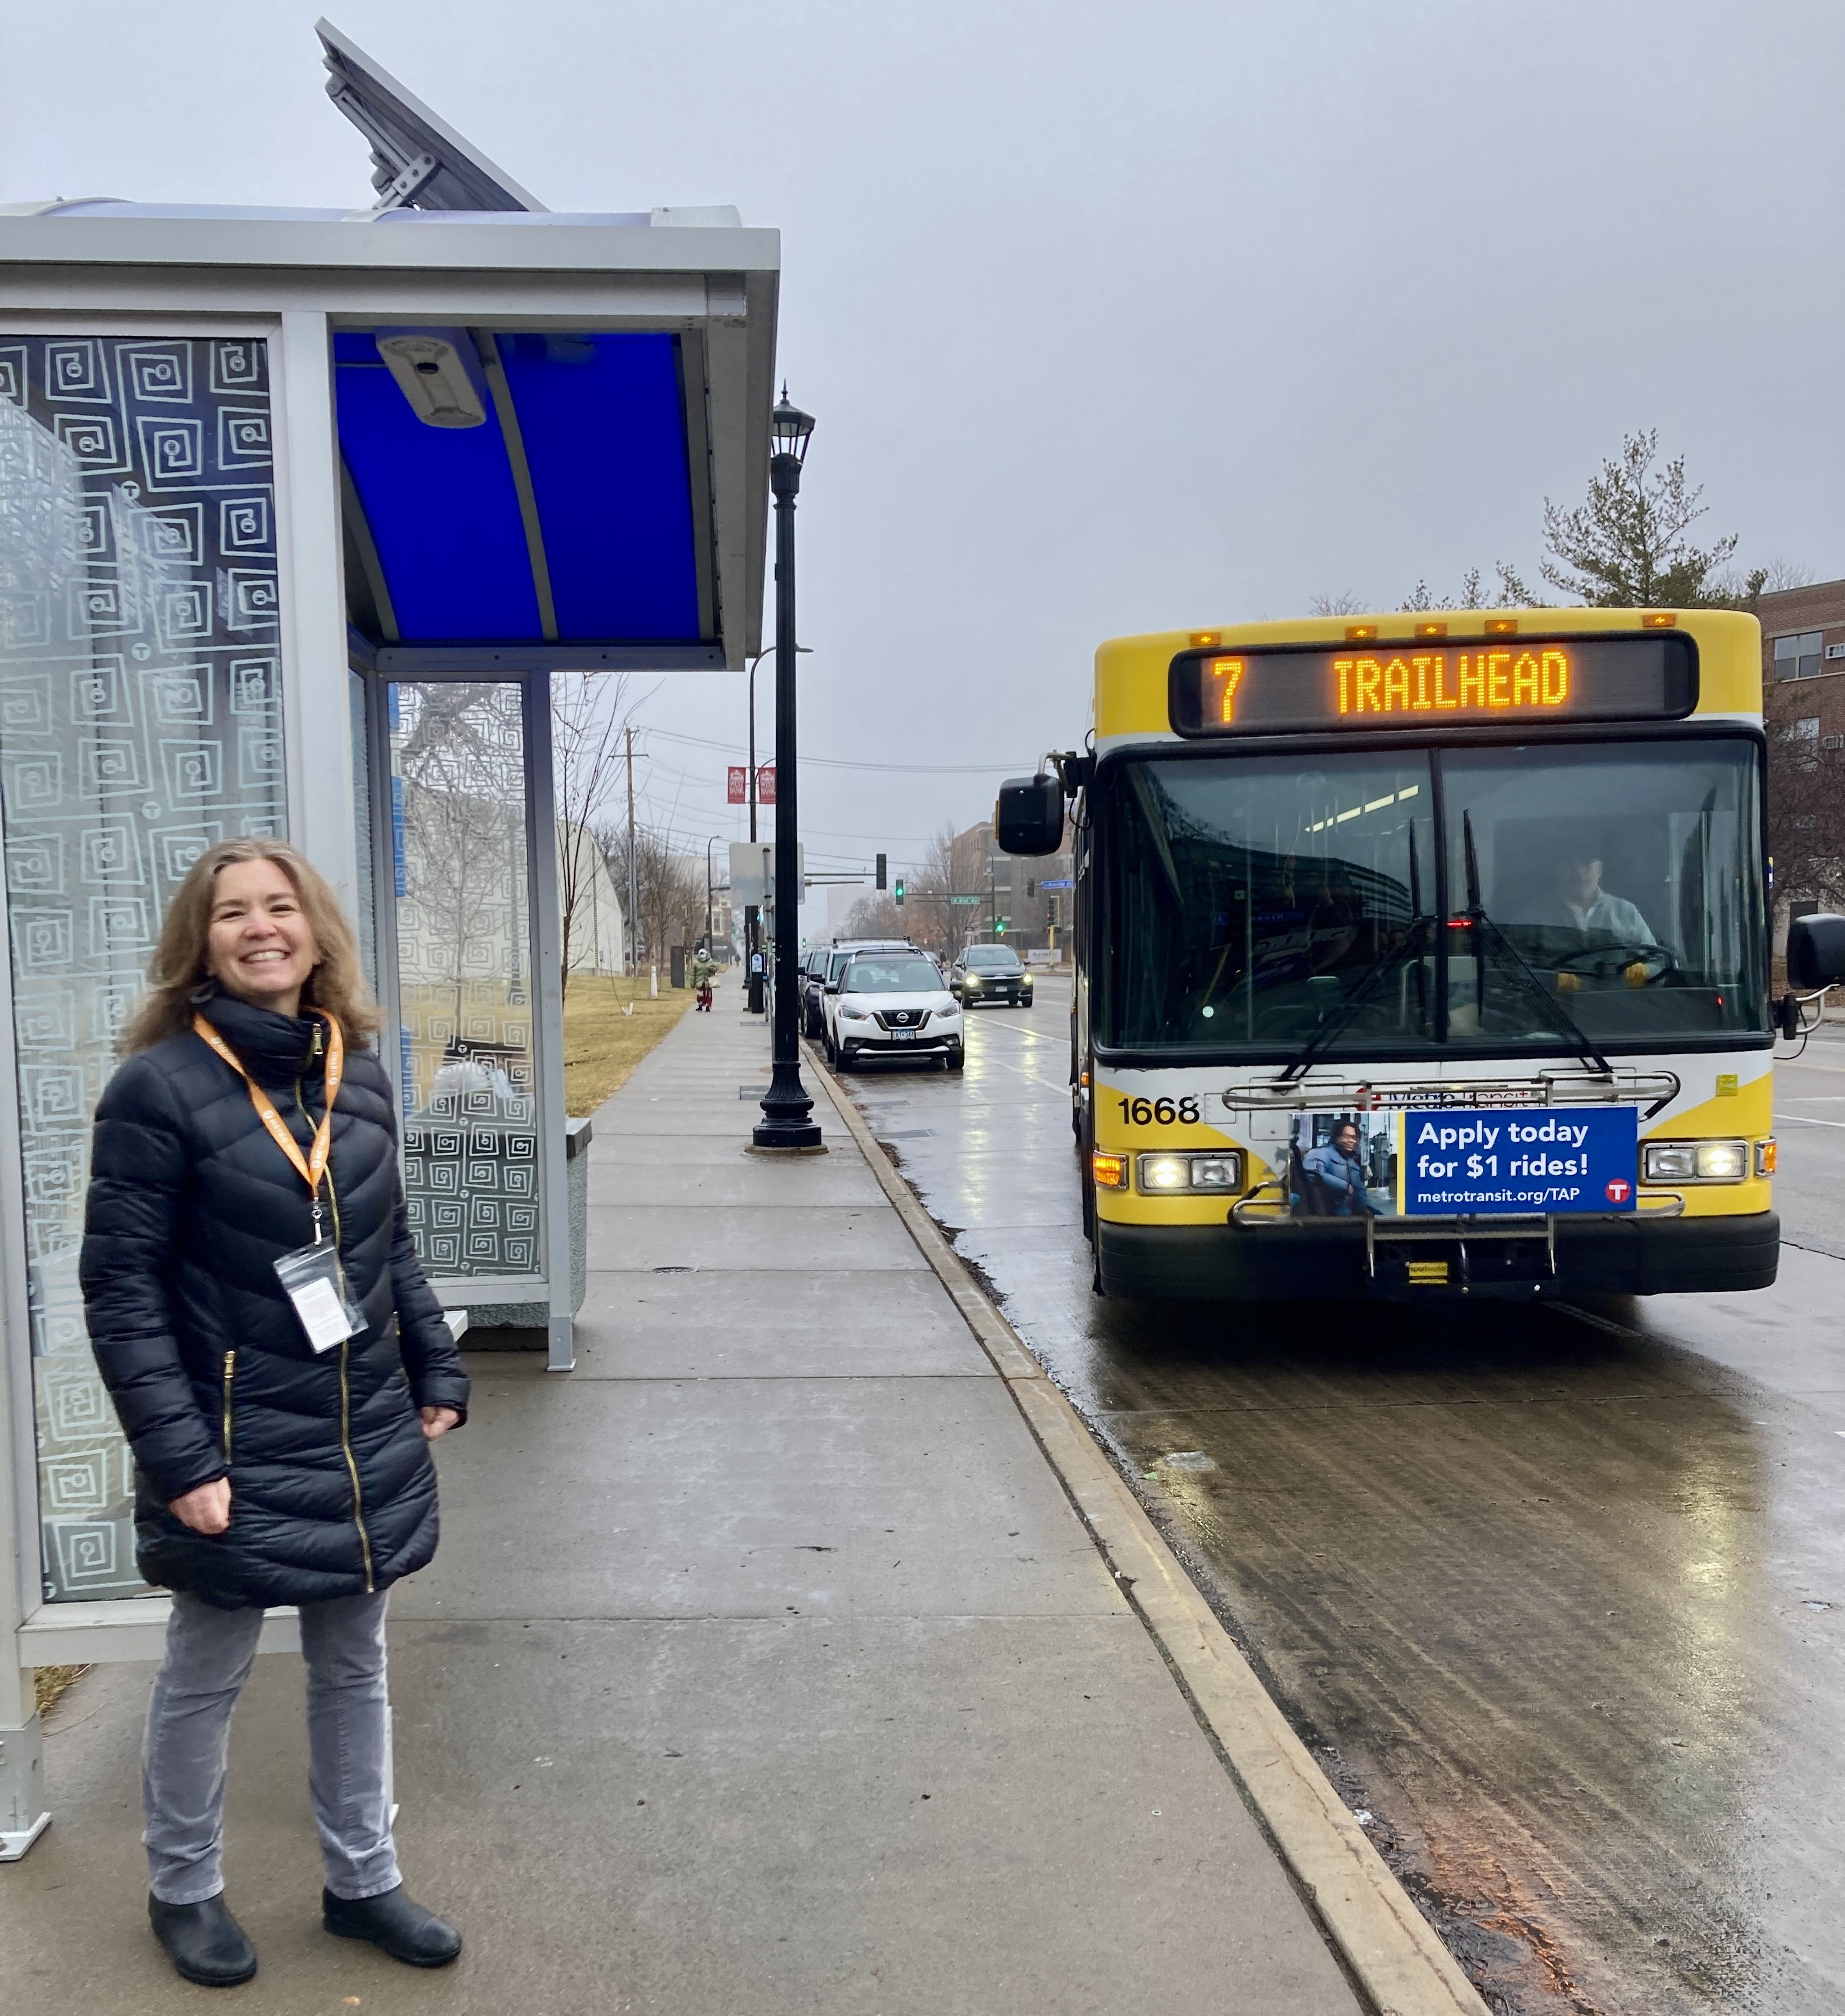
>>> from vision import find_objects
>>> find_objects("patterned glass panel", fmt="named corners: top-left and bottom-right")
top-left (0, 335), bottom-right (286, 1601)
top-left (389, 681), bottom-right (540, 1277)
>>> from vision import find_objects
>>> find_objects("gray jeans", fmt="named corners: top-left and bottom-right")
top-left (143, 1590), bottom-right (399, 1906)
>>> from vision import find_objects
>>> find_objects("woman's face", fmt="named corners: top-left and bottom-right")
top-left (205, 859), bottom-right (319, 1016)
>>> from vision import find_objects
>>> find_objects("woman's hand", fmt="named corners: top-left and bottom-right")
top-left (170, 1478), bottom-right (231, 1535)
top-left (420, 1405), bottom-right (461, 1442)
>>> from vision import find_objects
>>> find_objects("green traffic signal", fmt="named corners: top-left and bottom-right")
top-left (894, 878), bottom-right (905, 904)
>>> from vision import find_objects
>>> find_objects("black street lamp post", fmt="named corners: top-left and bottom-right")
top-left (744, 646), bottom-right (768, 1013)
top-left (752, 389), bottom-right (823, 1152)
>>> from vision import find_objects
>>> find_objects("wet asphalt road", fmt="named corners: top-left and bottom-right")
top-left (826, 982), bottom-right (1845, 2016)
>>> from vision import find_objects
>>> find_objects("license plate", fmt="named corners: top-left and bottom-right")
top-left (890, 1028), bottom-right (918, 1042)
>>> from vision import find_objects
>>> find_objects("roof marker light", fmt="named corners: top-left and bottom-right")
top-left (1415, 621), bottom-right (1447, 639)
top-left (1642, 611), bottom-right (1678, 628)
top-left (1484, 618), bottom-right (1519, 636)
top-left (1345, 623), bottom-right (1378, 641)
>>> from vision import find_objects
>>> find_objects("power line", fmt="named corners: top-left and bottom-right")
top-left (641, 725), bottom-right (1032, 775)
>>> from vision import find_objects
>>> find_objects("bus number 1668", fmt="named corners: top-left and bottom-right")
top-left (1117, 1096), bottom-right (1201, 1126)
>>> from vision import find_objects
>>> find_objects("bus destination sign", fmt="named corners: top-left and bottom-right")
top-left (1168, 632), bottom-right (1697, 738)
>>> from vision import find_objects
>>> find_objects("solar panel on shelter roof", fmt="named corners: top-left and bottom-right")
top-left (316, 16), bottom-right (548, 213)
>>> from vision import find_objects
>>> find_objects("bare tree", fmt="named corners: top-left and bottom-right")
top-left (595, 819), bottom-right (708, 967)
top-left (904, 823), bottom-right (990, 963)
top-left (1767, 722), bottom-right (1845, 919)
top-left (841, 891), bottom-right (906, 941)
top-left (1308, 590), bottom-right (1365, 616)
top-left (1400, 562), bottom-right (1539, 612)
top-left (552, 673), bottom-right (641, 1000)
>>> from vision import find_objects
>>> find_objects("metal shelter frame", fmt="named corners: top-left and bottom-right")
top-left (0, 59), bottom-right (779, 1856)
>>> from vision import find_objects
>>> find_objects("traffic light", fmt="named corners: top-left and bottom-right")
top-left (876, 852), bottom-right (887, 890)
top-left (995, 917), bottom-right (1008, 934)
top-left (894, 878), bottom-right (905, 905)
top-left (1026, 878), bottom-right (1037, 899)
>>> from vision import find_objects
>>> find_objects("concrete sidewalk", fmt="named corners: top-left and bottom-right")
top-left (0, 979), bottom-right (1361, 2014)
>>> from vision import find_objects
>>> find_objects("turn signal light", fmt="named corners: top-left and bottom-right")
top-left (1755, 1138), bottom-right (1777, 1176)
top-left (1092, 1151), bottom-right (1129, 1189)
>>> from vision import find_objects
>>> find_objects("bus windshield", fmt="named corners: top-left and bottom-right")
top-left (1100, 739), bottom-right (1764, 1057)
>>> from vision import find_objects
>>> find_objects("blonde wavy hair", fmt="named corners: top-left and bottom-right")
top-left (124, 837), bottom-right (382, 1052)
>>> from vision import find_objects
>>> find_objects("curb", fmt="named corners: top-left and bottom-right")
top-left (806, 1042), bottom-right (1490, 2016)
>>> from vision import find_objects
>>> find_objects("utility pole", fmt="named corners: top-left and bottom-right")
top-left (625, 724), bottom-right (638, 977)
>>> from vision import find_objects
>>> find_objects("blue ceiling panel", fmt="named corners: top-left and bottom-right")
top-left (495, 332), bottom-right (700, 642)
top-left (336, 357), bottom-right (542, 641)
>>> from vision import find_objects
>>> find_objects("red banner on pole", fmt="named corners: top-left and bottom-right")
top-left (727, 766), bottom-right (747, 805)
top-left (757, 764), bottom-right (777, 805)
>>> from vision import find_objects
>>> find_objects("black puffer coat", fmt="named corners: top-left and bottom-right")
top-left (79, 992), bottom-right (469, 1610)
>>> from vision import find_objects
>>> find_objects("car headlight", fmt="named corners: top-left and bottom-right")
top-left (964, 974), bottom-right (981, 988)
top-left (841, 1006), bottom-right (871, 1022)
top-left (1136, 1151), bottom-right (1244, 1194)
top-left (1641, 1139), bottom-right (1749, 1184)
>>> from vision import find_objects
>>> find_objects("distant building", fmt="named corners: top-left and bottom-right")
top-left (954, 818), bottom-right (1074, 958)
top-left (1759, 578), bottom-right (1845, 745)
top-left (557, 821), bottom-right (626, 977)
top-left (1757, 580), bottom-right (1845, 949)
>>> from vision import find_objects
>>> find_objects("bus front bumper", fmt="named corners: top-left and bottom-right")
top-left (1094, 1211), bottom-right (1780, 1302)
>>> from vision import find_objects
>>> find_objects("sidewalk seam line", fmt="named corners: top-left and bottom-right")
top-left (804, 1039), bottom-right (1491, 2016)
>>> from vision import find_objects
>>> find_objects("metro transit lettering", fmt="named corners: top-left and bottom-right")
top-left (1335, 647), bottom-right (1570, 717)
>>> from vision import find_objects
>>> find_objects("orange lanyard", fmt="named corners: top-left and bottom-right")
top-left (193, 1011), bottom-right (345, 1206)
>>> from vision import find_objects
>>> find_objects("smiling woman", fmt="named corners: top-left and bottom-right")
top-left (82, 835), bottom-right (466, 1982)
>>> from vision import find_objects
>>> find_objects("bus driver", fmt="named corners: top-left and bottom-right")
top-left (1531, 842), bottom-right (1655, 947)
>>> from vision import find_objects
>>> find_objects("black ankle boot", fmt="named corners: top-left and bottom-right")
top-left (322, 1884), bottom-right (462, 1967)
top-left (148, 1892), bottom-right (257, 1987)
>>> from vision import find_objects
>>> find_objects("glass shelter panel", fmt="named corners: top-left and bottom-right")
top-left (0, 335), bottom-right (285, 1599)
top-left (387, 681), bottom-right (542, 1277)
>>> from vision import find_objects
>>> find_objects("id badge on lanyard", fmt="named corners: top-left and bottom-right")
top-left (194, 1011), bottom-right (368, 1354)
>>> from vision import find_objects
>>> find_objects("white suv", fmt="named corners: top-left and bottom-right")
top-left (825, 949), bottom-right (963, 1072)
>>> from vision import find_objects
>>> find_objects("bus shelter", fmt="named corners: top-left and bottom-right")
top-left (0, 24), bottom-right (778, 1853)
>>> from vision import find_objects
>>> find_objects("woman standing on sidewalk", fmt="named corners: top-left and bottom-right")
top-left (80, 837), bottom-right (469, 1989)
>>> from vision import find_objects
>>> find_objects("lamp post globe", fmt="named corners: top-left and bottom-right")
top-left (752, 388), bottom-right (824, 1152)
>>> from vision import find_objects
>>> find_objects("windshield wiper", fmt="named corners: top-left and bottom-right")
top-left (1276, 911), bottom-right (1432, 1085)
top-left (1459, 811), bottom-right (1611, 1075)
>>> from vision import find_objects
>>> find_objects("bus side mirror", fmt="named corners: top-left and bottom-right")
top-left (996, 774), bottom-right (1064, 856)
top-left (1787, 913), bottom-right (1845, 990)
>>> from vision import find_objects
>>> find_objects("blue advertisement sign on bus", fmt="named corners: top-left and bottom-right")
top-left (1397, 1107), bottom-right (1638, 1216)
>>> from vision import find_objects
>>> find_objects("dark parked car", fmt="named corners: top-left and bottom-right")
top-left (949, 943), bottom-right (1034, 1007)
top-left (804, 939), bottom-right (912, 1037)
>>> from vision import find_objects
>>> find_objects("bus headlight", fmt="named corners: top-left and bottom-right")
top-left (1137, 1151), bottom-right (1243, 1194)
top-left (1642, 1139), bottom-right (1749, 1183)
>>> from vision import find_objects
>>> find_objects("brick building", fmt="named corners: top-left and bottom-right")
top-left (1758, 579), bottom-right (1845, 947)
top-left (1759, 577), bottom-right (1845, 748)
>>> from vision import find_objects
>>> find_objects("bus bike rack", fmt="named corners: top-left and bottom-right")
top-left (1228, 1183), bottom-right (1689, 1288)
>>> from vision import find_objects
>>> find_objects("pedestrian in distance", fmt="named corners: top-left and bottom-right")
top-left (79, 836), bottom-right (469, 1989)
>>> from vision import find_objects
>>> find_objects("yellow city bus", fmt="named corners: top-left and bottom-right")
top-left (997, 607), bottom-right (1778, 1301)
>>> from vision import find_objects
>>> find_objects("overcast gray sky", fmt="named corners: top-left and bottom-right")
top-left (5, 0), bottom-right (1840, 884)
